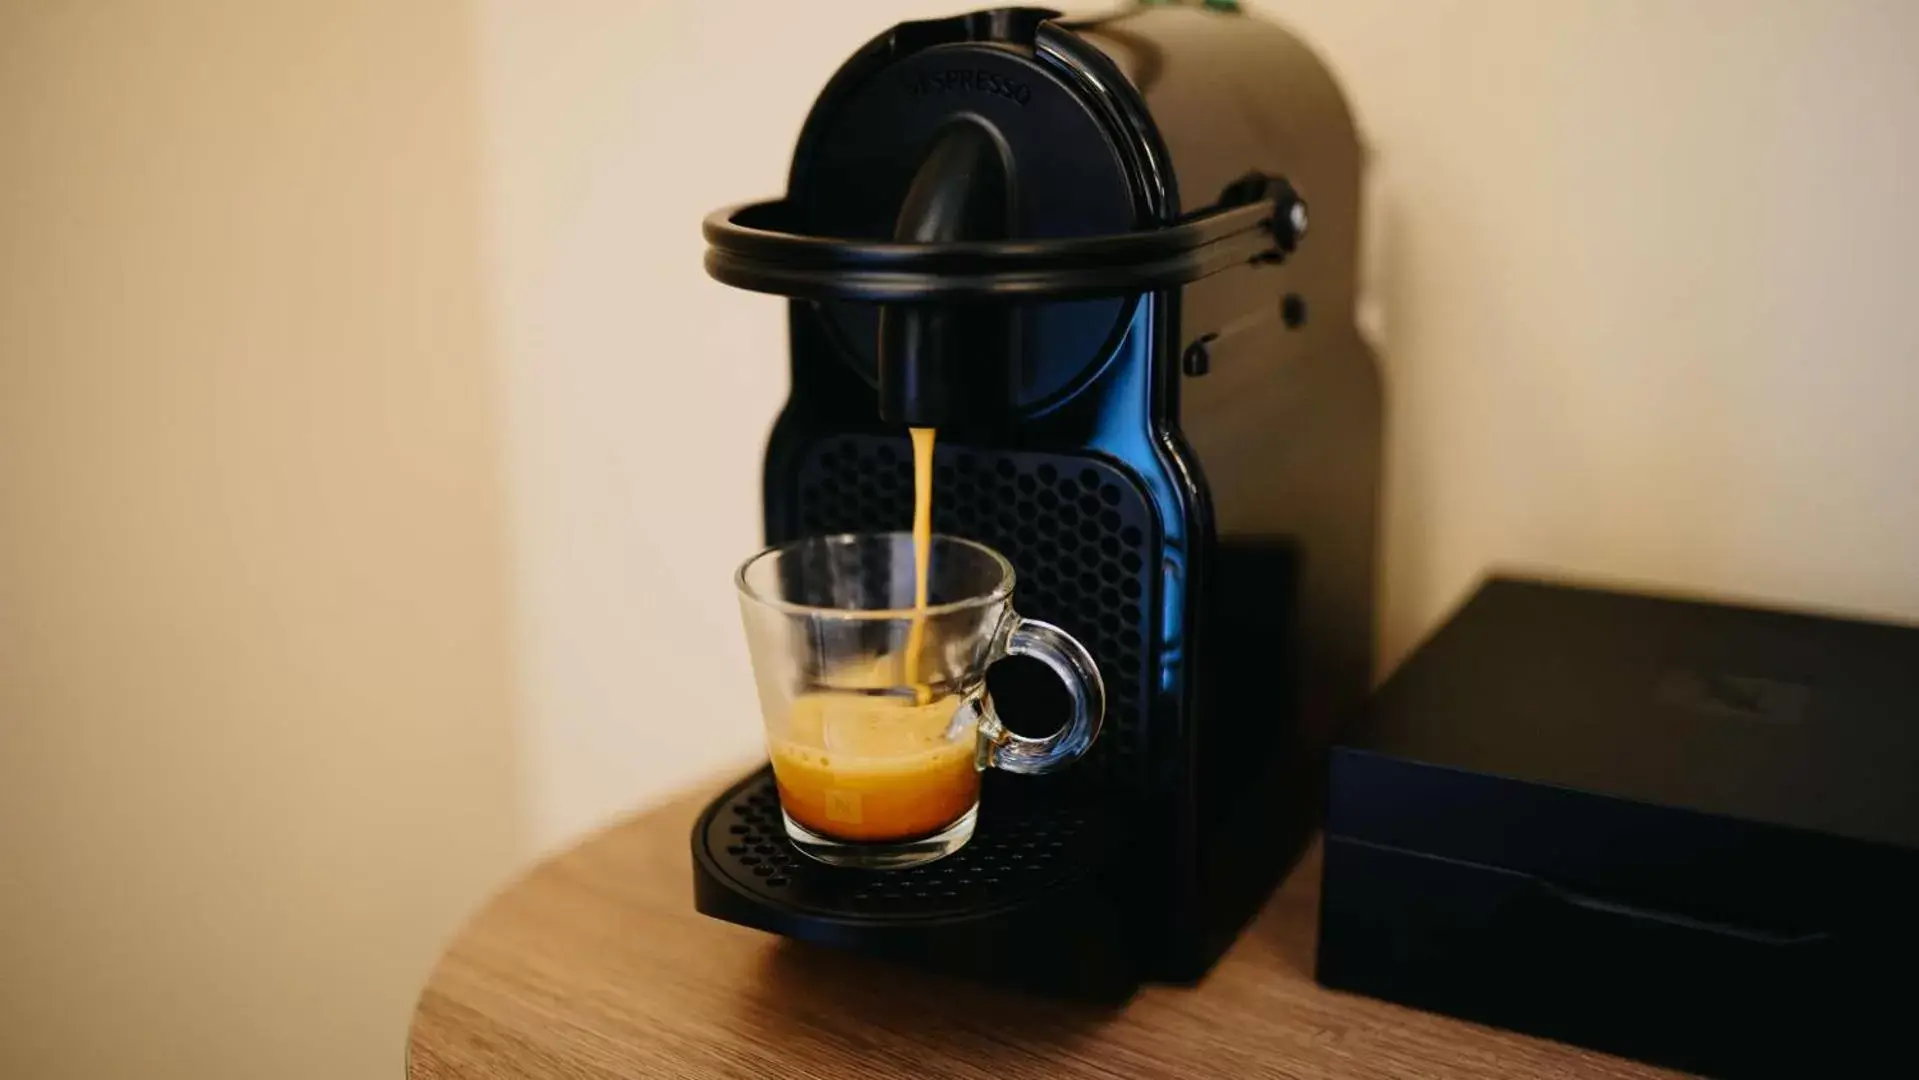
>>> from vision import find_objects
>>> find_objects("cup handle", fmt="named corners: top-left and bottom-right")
top-left (976, 615), bottom-right (1105, 775)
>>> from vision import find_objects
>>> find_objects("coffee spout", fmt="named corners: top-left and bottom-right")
top-left (877, 119), bottom-right (1016, 428)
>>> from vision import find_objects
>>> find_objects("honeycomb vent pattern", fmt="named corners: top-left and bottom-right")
top-left (705, 772), bottom-right (1109, 916)
top-left (794, 434), bottom-right (1155, 786)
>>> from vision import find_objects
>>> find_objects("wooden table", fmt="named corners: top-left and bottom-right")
top-left (408, 784), bottom-right (1686, 1079)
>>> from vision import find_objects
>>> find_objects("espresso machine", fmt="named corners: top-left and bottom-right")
top-left (693, 2), bottom-right (1380, 996)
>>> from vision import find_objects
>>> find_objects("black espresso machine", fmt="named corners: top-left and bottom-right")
top-left (692, 2), bottom-right (1380, 996)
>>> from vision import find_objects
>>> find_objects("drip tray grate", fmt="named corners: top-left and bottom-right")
top-left (694, 769), bottom-right (1120, 921)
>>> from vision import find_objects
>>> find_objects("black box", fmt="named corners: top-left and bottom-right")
top-left (1317, 577), bottom-right (1919, 1077)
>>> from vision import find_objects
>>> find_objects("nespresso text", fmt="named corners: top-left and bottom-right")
top-left (907, 69), bottom-right (1031, 107)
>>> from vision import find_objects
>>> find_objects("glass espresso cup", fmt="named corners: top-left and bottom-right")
top-left (735, 532), bottom-right (1104, 869)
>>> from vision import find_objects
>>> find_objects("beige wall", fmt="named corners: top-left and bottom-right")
top-left (1254, 0), bottom-right (1919, 666)
top-left (1, 2), bottom-right (519, 1078)
top-left (5, 1), bottom-right (1919, 1076)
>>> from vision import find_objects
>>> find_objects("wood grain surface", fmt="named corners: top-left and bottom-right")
top-left (408, 784), bottom-right (1689, 1079)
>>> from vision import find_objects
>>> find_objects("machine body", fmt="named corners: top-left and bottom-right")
top-left (695, 3), bottom-right (1380, 992)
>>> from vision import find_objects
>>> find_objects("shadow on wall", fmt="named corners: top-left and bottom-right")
top-left (0, 2), bottom-right (522, 1078)
top-left (1356, 169), bottom-right (1422, 672)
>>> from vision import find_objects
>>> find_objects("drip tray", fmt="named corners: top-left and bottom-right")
top-left (692, 768), bottom-right (1139, 999)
